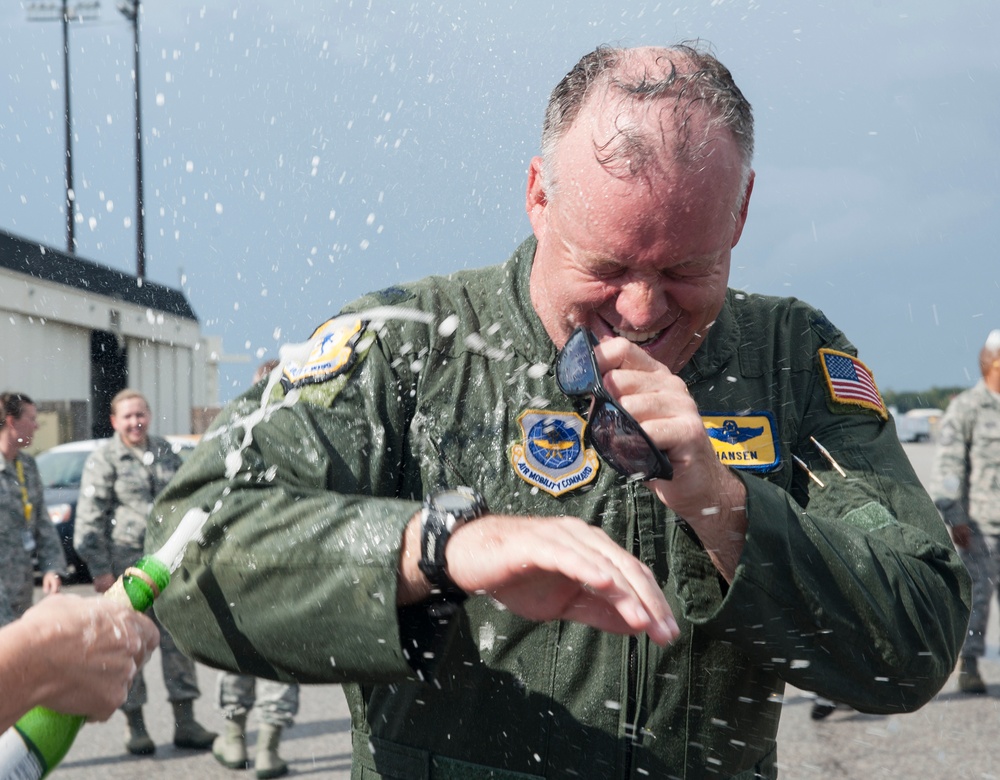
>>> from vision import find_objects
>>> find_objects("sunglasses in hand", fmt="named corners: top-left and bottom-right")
top-left (556, 326), bottom-right (673, 482)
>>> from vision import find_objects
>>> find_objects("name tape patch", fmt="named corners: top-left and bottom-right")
top-left (702, 412), bottom-right (781, 472)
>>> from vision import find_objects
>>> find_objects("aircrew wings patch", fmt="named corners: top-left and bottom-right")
top-left (818, 348), bottom-right (888, 420)
top-left (702, 412), bottom-right (780, 472)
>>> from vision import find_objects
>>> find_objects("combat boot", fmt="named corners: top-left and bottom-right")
top-left (213, 713), bottom-right (250, 770)
top-left (124, 708), bottom-right (156, 755)
top-left (959, 656), bottom-right (987, 694)
top-left (809, 697), bottom-right (837, 720)
top-left (254, 723), bottom-right (289, 779)
top-left (172, 699), bottom-right (218, 749)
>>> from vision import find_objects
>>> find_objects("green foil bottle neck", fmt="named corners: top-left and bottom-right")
top-left (122, 556), bottom-right (171, 612)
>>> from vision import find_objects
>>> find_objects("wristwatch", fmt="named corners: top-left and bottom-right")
top-left (418, 486), bottom-right (488, 600)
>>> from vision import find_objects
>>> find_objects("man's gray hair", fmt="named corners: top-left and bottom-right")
top-left (539, 43), bottom-right (754, 202)
top-left (980, 329), bottom-right (1000, 376)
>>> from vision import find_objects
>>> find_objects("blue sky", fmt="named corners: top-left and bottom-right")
top-left (2, 1), bottom-right (998, 401)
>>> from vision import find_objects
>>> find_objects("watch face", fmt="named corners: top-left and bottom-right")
top-left (432, 488), bottom-right (484, 518)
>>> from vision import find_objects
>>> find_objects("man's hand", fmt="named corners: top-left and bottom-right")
top-left (950, 523), bottom-right (973, 549)
top-left (41, 571), bottom-right (62, 595)
top-left (16, 594), bottom-right (159, 721)
top-left (595, 337), bottom-right (748, 581)
top-left (398, 513), bottom-right (679, 647)
top-left (92, 573), bottom-right (116, 594)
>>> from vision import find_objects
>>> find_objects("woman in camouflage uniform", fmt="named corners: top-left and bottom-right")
top-left (0, 392), bottom-right (65, 622)
top-left (74, 389), bottom-right (216, 756)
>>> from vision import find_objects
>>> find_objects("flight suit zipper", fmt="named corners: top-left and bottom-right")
top-left (623, 482), bottom-right (641, 778)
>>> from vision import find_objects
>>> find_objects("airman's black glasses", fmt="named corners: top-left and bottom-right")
top-left (555, 326), bottom-right (673, 482)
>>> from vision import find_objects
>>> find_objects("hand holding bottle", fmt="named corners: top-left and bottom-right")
top-left (1, 521), bottom-right (197, 778)
top-left (0, 594), bottom-right (159, 731)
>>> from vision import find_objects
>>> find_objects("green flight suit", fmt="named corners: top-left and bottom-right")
top-left (150, 238), bottom-right (969, 779)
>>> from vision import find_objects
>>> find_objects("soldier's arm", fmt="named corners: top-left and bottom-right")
top-left (149, 327), bottom-right (425, 685)
top-left (929, 398), bottom-right (974, 528)
top-left (72, 450), bottom-right (117, 579)
top-left (671, 331), bottom-right (970, 715)
top-left (24, 457), bottom-right (68, 580)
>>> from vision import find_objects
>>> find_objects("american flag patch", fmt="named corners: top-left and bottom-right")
top-left (818, 348), bottom-right (887, 420)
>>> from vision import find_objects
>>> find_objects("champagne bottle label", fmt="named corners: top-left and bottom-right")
top-left (0, 725), bottom-right (45, 780)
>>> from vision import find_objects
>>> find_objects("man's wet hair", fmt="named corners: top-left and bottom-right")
top-left (540, 43), bottom-right (754, 201)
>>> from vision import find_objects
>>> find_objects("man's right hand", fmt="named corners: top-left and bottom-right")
top-left (398, 512), bottom-right (679, 647)
top-left (950, 523), bottom-right (973, 549)
top-left (18, 594), bottom-right (159, 721)
top-left (92, 573), bottom-right (116, 593)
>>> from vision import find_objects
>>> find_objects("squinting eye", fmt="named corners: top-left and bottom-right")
top-left (662, 260), bottom-right (717, 280)
top-left (592, 264), bottom-right (627, 280)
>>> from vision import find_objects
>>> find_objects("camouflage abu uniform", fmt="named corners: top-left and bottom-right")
top-left (0, 577), bottom-right (14, 627)
top-left (0, 452), bottom-right (67, 621)
top-left (216, 673), bottom-right (299, 729)
top-left (74, 432), bottom-right (202, 710)
top-left (930, 380), bottom-right (1000, 658)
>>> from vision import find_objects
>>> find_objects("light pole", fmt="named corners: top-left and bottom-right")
top-left (26, 0), bottom-right (100, 255)
top-left (117, 0), bottom-right (144, 280)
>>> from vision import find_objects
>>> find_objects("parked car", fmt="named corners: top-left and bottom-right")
top-left (888, 406), bottom-right (943, 443)
top-left (34, 435), bottom-right (200, 585)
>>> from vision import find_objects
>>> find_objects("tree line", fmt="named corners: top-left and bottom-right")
top-left (881, 387), bottom-right (969, 414)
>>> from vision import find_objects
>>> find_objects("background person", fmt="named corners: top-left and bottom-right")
top-left (150, 44), bottom-right (969, 777)
top-left (213, 360), bottom-right (300, 780)
top-left (74, 389), bottom-right (216, 756)
top-left (930, 328), bottom-right (1000, 694)
top-left (0, 593), bottom-right (160, 732)
top-left (0, 391), bottom-right (65, 621)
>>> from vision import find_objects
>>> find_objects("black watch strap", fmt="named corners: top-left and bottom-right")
top-left (418, 487), bottom-right (486, 601)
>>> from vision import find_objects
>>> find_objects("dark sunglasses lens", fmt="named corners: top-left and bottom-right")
top-left (590, 402), bottom-right (669, 481)
top-left (556, 329), bottom-right (598, 395)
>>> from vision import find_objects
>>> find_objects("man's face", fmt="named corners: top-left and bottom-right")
top-left (111, 397), bottom-right (151, 448)
top-left (8, 404), bottom-right (38, 449)
top-left (527, 100), bottom-right (752, 372)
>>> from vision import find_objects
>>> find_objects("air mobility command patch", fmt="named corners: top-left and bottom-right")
top-left (510, 410), bottom-right (599, 496)
top-left (702, 412), bottom-right (781, 472)
top-left (818, 348), bottom-right (888, 420)
top-left (279, 317), bottom-right (375, 406)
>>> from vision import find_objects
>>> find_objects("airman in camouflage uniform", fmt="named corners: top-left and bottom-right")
top-left (74, 389), bottom-right (215, 755)
top-left (0, 566), bottom-right (17, 627)
top-left (73, 432), bottom-right (182, 575)
top-left (0, 395), bottom-right (16, 628)
top-left (0, 392), bottom-right (66, 622)
top-left (930, 329), bottom-right (1000, 693)
top-left (213, 673), bottom-right (300, 777)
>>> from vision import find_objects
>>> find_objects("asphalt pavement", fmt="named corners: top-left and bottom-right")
top-left (35, 441), bottom-right (999, 779)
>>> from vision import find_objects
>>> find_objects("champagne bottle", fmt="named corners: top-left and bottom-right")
top-left (0, 556), bottom-right (170, 780)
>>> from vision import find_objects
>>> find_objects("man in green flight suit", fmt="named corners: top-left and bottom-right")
top-left (150, 44), bottom-right (970, 779)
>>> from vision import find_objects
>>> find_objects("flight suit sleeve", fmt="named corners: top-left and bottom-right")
top-left (672, 348), bottom-right (970, 714)
top-left (149, 324), bottom-right (432, 685)
top-left (72, 448), bottom-right (117, 579)
top-left (928, 395), bottom-right (974, 527)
